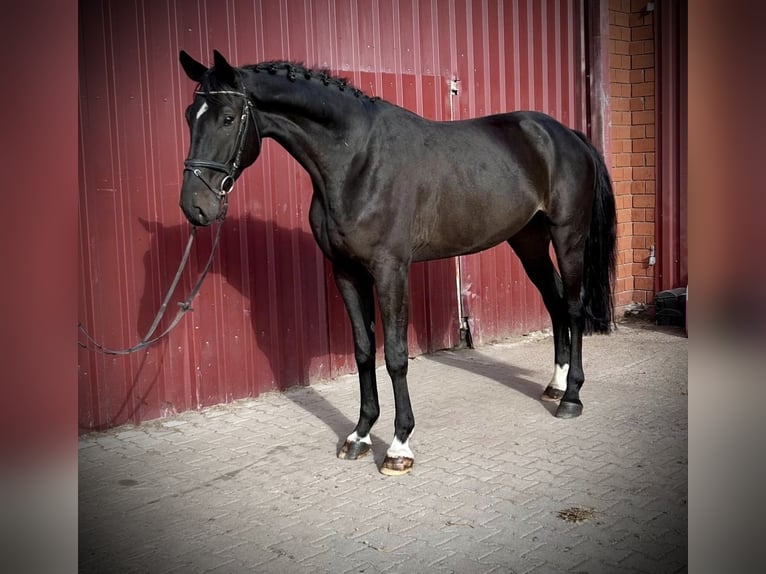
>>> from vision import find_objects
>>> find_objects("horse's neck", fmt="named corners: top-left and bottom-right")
top-left (247, 73), bottom-right (370, 189)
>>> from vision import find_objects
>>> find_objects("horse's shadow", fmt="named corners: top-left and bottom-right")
top-left (424, 349), bottom-right (557, 416)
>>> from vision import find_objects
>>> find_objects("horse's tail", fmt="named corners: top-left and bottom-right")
top-left (575, 130), bottom-right (617, 334)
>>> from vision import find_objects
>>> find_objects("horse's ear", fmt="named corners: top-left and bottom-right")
top-left (213, 50), bottom-right (237, 86)
top-left (179, 50), bottom-right (208, 82)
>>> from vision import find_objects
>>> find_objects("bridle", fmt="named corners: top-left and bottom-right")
top-left (78, 87), bottom-right (260, 356)
top-left (183, 88), bottom-right (259, 206)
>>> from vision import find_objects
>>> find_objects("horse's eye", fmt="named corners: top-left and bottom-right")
top-left (223, 115), bottom-right (235, 127)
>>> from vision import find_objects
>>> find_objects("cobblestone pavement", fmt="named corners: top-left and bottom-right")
top-left (79, 321), bottom-right (687, 573)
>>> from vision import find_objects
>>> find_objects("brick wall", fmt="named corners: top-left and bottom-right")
top-left (608, 0), bottom-right (657, 311)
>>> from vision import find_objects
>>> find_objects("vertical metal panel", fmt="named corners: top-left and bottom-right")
top-left (657, 0), bottom-right (688, 291)
top-left (455, 0), bottom-right (585, 346)
top-left (79, 0), bottom-right (585, 431)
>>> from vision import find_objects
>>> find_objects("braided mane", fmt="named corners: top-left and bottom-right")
top-left (245, 61), bottom-right (379, 101)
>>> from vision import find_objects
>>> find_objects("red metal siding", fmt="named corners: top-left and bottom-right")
top-left (78, 0), bottom-right (585, 431)
top-left (657, 0), bottom-right (688, 292)
top-left (452, 0), bottom-right (585, 344)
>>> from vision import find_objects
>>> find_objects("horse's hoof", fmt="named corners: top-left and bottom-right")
top-left (379, 456), bottom-right (414, 476)
top-left (555, 400), bottom-right (583, 419)
top-left (541, 386), bottom-right (565, 402)
top-left (338, 439), bottom-right (371, 460)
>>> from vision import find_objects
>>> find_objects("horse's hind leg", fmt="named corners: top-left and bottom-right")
top-left (549, 223), bottom-right (589, 419)
top-left (334, 262), bottom-right (380, 460)
top-left (509, 213), bottom-right (571, 403)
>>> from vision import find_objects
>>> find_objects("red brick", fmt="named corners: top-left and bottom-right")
top-left (612, 68), bottom-right (631, 83)
top-left (645, 180), bottom-right (656, 194)
top-left (643, 96), bottom-right (655, 110)
top-left (633, 166), bottom-right (655, 180)
top-left (645, 68), bottom-right (655, 82)
top-left (631, 262), bottom-right (647, 275)
top-left (645, 152), bottom-right (655, 166)
top-left (617, 267), bottom-right (633, 284)
top-left (645, 124), bottom-right (655, 138)
top-left (631, 208), bottom-right (646, 222)
top-left (633, 222), bottom-right (655, 236)
top-left (611, 167), bottom-right (631, 181)
top-left (629, 69), bottom-right (645, 83)
top-left (618, 237), bottom-right (632, 251)
top-left (633, 195), bottom-right (655, 208)
top-left (615, 54), bottom-right (632, 69)
top-left (631, 236), bottom-right (647, 248)
top-left (614, 11), bottom-right (630, 26)
top-left (629, 97), bottom-right (647, 111)
top-left (630, 180), bottom-right (647, 194)
top-left (633, 248), bottom-right (650, 262)
top-left (613, 181), bottom-right (631, 195)
top-left (634, 40), bottom-right (655, 55)
top-left (631, 290), bottom-right (649, 304)
top-left (618, 249), bottom-right (631, 264)
top-left (632, 25), bottom-right (654, 41)
top-left (632, 81), bottom-right (655, 97)
top-left (612, 125), bottom-right (631, 139)
top-left (632, 110), bottom-right (655, 125)
top-left (629, 12), bottom-right (648, 27)
top-left (630, 125), bottom-right (646, 138)
top-left (617, 222), bottom-right (633, 237)
top-left (612, 110), bottom-right (632, 125)
top-left (630, 153), bottom-right (646, 167)
top-left (609, 0), bottom-right (628, 11)
top-left (635, 276), bottom-right (655, 291)
top-left (614, 83), bottom-right (633, 97)
top-left (615, 277), bottom-right (628, 293)
top-left (616, 290), bottom-right (633, 306)
top-left (616, 207), bottom-right (631, 223)
top-left (616, 195), bottom-right (631, 210)
top-left (632, 54), bottom-right (654, 69)
top-left (645, 209), bottom-right (656, 222)
top-left (612, 97), bottom-right (631, 112)
top-left (629, 40), bottom-right (650, 55)
top-left (614, 40), bottom-right (630, 55)
top-left (633, 138), bottom-right (655, 153)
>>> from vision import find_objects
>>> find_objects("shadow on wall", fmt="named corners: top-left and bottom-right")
top-left (80, 214), bottom-right (434, 440)
top-left (136, 213), bottom-right (435, 387)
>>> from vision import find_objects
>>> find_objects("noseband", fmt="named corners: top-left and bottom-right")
top-left (183, 89), bottom-right (259, 201)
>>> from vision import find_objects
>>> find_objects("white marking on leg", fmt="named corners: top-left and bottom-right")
top-left (548, 363), bottom-right (570, 391)
top-left (195, 101), bottom-right (208, 120)
top-left (346, 431), bottom-right (372, 445)
top-left (386, 435), bottom-right (414, 459)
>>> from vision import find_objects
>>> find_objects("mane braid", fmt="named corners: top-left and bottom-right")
top-left (247, 60), bottom-right (378, 101)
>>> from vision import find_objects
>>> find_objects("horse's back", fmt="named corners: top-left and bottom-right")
top-left (373, 110), bottom-right (593, 261)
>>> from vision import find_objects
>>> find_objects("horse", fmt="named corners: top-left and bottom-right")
top-left (178, 50), bottom-right (616, 476)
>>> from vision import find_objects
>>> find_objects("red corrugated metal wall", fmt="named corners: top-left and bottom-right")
top-left (78, 0), bottom-right (585, 431)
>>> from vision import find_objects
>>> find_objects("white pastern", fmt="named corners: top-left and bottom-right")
top-left (346, 431), bottom-right (372, 445)
top-left (195, 102), bottom-right (209, 120)
top-left (386, 435), bottom-right (414, 459)
top-left (549, 363), bottom-right (570, 391)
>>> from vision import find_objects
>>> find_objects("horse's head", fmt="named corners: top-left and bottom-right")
top-left (179, 50), bottom-right (261, 226)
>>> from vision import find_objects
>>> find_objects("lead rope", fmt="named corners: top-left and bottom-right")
top-left (78, 216), bottom-right (225, 356)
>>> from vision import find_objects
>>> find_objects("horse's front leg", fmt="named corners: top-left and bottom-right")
top-left (333, 263), bottom-right (380, 460)
top-left (375, 263), bottom-right (415, 476)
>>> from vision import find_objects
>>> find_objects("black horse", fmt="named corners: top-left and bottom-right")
top-left (179, 51), bottom-right (616, 476)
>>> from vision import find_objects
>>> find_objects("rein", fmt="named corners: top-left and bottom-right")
top-left (80, 88), bottom-right (256, 355)
top-left (78, 220), bottom-right (225, 355)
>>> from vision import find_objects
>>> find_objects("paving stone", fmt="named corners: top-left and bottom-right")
top-left (79, 322), bottom-right (687, 573)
